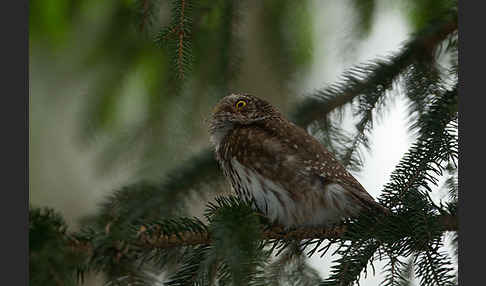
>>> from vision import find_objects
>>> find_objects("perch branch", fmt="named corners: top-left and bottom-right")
top-left (131, 214), bottom-right (457, 249)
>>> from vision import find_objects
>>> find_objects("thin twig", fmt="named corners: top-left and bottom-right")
top-left (139, 0), bottom-right (150, 32)
top-left (177, 0), bottom-right (186, 79)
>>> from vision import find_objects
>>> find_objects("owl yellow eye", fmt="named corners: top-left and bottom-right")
top-left (235, 100), bottom-right (247, 109)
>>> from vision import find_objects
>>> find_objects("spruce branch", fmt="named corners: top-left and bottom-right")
top-left (30, 208), bottom-right (89, 286)
top-left (415, 247), bottom-right (456, 286)
top-left (291, 13), bottom-right (457, 127)
top-left (321, 239), bottom-right (380, 286)
top-left (72, 214), bottom-right (457, 252)
top-left (264, 246), bottom-right (322, 286)
top-left (380, 86), bottom-right (458, 211)
top-left (34, 201), bottom-right (458, 284)
top-left (381, 255), bottom-right (415, 286)
top-left (66, 212), bottom-right (458, 285)
top-left (156, 0), bottom-right (193, 80)
top-left (289, 11), bottom-right (457, 174)
top-left (82, 149), bottom-right (221, 234)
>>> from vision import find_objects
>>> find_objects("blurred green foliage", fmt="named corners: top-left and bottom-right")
top-left (30, 0), bottom-right (322, 181)
top-left (30, 0), bottom-right (458, 285)
top-left (405, 0), bottom-right (457, 31)
top-left (32, 0), bottom-right (446, 178)
top-left (30, 208), bottom-right (85, 286)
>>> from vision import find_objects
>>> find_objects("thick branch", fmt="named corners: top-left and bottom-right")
top-left (133, 214), bottom-right (457, 249)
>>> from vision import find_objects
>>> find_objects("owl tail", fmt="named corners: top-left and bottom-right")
top-left (349, 189), bottom-right (392, 217)
top-left (370, 201), bottom-right (392, 216)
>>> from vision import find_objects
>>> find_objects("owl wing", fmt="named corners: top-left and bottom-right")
top-left (229, 123), bottom-right (389, 215)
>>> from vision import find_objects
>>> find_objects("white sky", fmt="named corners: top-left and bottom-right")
top-left (305, 0), bottom-right (412, 202)
top-left (304, 1), bottom-right (419, 284)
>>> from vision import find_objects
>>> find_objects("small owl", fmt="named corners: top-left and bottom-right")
top-left (209, 93), bottom-right (389, 228)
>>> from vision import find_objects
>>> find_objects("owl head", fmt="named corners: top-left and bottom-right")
top-left (209, 93), bottom-right (279, 147)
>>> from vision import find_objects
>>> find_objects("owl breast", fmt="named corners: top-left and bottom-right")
top-left (226, 158), bottom-right (361, 227)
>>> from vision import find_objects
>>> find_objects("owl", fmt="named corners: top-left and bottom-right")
top-left (209, 93), bottom-right (389, 228)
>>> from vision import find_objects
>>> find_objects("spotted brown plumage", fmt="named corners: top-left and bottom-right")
top-left (209, 93), bottom-right (389, 227)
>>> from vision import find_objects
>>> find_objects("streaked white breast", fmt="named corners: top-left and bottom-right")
top-left (230, 159), bottom-right (362, 227)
